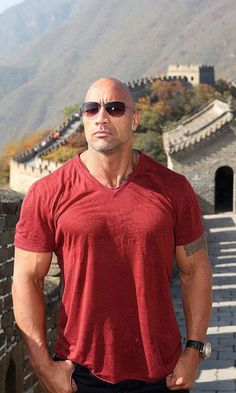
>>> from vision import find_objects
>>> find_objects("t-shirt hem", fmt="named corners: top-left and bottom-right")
top-left (14, 241), bottom-right (54, 253)
top-left (54, 349), bottom-right (170, 384)
top-left (175, 227), bottom-right (204, 246)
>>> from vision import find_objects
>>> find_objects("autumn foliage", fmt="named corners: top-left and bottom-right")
top-left (0, 129), bottom-right (51, 186)
top-left (136, 79), bottom-right (223, 132)
top-left (132, 79), bottom-right (230, 162)
top-left (42, 131), bottom-right (87, 163)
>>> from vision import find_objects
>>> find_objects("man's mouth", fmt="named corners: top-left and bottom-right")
top-left (93, 130), bottom-right (113, 137)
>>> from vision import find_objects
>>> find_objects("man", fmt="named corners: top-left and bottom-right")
top-left (12, 77), bottom-right (212, 393)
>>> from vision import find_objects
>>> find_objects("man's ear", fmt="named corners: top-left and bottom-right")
top-left (132, 111), bottom-right (140, 132)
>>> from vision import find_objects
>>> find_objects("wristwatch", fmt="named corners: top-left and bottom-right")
top-left (185, 340), bottom-right (211, 359)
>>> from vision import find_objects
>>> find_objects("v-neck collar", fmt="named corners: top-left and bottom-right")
top-left (76, 151), bottom-right (143, 192)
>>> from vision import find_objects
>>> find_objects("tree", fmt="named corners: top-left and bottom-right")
top-left (63, 104), bottom-right (80, 120)
top-left (133, 131), bottom-right (166, 164)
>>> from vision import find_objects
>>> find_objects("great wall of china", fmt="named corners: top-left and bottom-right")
top-left (10, 66), bottom-right (213, 195)
top-left (1, 64), bottom-right (236, 393)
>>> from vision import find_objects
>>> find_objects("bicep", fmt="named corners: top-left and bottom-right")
top-left (175, 232), bottom-right (211, 275)
top-left (13, 247), bottom-right (53, 282)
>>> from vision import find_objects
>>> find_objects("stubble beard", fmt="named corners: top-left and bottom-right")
top-left (89, 140), bottom-right (123, 154)
top-left (88, 135), bottom-right (132, 155)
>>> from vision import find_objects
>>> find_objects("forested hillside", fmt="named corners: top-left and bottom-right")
top-left (1, 0), bottom-right (236, 149)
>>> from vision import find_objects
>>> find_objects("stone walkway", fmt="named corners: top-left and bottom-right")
top-left (172, 212), bottom-right (236, 393)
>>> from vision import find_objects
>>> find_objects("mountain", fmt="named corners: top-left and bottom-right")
top-left (0, 0), bottom-right (236, 150)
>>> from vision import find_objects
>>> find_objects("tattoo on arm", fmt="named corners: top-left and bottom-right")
top-left (183, 233), bottom-right (207, 257)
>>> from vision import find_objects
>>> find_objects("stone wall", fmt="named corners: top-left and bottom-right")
top-left (0, 190), bottom-right (61, 393)
top-left (9, 160), bottom-right (62, 195)
top-left (0, 190), bottom-right (24, 393)
top-left (167, 124), bottom-right (236, 214)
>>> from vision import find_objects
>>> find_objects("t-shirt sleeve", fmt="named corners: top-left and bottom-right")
top-left (174, 177), bottom-right (204, 246)
top-left (14, 183), bottom-right (55, 252)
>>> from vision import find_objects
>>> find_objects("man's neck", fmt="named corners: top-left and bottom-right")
top-left (80, 148), bottom-right (140, 188)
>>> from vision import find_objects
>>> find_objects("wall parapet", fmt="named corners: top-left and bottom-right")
top-left (0, 190), bottom-right (61, 393)
top-left (10, 159), bottom-right (63, 194)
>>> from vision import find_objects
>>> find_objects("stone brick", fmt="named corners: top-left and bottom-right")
top-left (0, 230), bottom-right (15, 246)
top-left (0, 331), bottom-right (6, 349)
top-left (4, 325), bottom-right (16, 344)
top-left (0, 261), bottom-right (14, 278)
top-left (0, 343), bottom-right (6, 359)
top-left (0, 214), bottom-right (19, 232)
top-left (33, 381), bottom-right (44, 393)
top-left (47, 328), bottom-right (57, 343)
top-left (3, 294), bottom-right (13, 311)
top-left (0, 299), bottom-right (3, 315)
top-left (7, 246), bottom-right (14, 259)
top-left (0, 216), bottom-right (6, 232)
top-left (46, 300), bottom-right (59, 315)
top-left (5, 214), bottom-right (20, 229)
top-left (0, 190), bottom-right (23, 214)
top-left (24, 372), bottom-right (37, 392)
top-left (0, 278), bottom-right (12, 296)
top-left (0, 247), bottom-right (8, 263)
top-left (1, 309), bottom-right (14, 329)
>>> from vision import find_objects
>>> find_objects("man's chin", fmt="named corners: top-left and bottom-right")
top-left (90, 141), bottom-right (121, 154)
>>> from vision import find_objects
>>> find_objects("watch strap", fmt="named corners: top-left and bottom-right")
top-left (186, 340), bottom-right (204, 351)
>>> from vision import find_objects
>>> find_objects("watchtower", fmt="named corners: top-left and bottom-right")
top-left (167, 64), bottom-right (215, 86)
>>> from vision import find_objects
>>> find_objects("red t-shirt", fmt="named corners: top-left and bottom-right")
top-left (15, 152), bottom-right (204, 383)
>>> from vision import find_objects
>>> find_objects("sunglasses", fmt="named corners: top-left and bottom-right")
top-left (81, 101), bottom-right (133, 118)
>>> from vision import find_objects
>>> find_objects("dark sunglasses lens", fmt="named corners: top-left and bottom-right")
top-left (105, 102), bottom-right (126, 117)
top-left (82, 102), bottom-right (100, 117)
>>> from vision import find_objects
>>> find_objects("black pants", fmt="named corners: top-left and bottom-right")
top-left (54, 357), bottom-right (190, 393)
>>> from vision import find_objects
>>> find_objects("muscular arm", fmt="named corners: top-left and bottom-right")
top-left (166, 233), bottom-right (212, 390)
top-left (12, 247), bottom-right (52, 370)
top-left (12, 247), bottom-right (76, 393)
top-left (177, 232), bottom-right (212, 342)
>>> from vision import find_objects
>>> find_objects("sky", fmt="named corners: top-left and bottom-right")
top-left (0, 0), bottom-right (24, 14)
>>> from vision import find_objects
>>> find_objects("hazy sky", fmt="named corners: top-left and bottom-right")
top-left (0, 0), bottom-right (24, 14)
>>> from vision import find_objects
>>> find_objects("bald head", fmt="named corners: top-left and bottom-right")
top-left (85, 77), bottom-right (135, 107)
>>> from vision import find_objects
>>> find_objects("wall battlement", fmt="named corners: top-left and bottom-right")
top-left (10, 159), bottom-right (62, 194)
top-left (167, 64), bottom-right (215, 86)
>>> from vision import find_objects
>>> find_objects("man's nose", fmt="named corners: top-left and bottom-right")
top-left (95, 106), bottom-right (109, 125)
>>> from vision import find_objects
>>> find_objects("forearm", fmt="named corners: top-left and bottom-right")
top-left (12, 277), bottom-right (51, 371)
top-left (180, 263), bottom-right (212, 341)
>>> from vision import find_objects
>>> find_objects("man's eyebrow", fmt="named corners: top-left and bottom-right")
top-left (183, 232), bottom-right (207, 257)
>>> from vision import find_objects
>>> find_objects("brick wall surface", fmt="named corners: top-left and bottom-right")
top-left (168, 125), bottom-right (236, 214)
top-left (0, 190), bottom-right (24, 393)
top-left (0, 190), bottom-right (61, 393)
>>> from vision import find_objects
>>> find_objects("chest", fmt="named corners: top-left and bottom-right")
top-left (54, 185), bottom-right (176, 245)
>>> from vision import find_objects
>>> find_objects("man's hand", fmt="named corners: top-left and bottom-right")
top-left (166, 349), bottom-right (201, 390)
top-left (36, 359), bottom-right (77, 393)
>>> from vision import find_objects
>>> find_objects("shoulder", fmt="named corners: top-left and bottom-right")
top-left (139, 153), bottom-right (198, 212)
top-left (140, 153), bottom-right (189, 190)
top-left (22, 156), bottom-right (81, 211)
top-left (30, 156), bottom-right (79, 196)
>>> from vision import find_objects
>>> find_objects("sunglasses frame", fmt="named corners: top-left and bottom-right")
top-left (81, 101), bottom-right (134, 118)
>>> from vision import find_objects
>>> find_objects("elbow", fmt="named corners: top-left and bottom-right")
top-left (180, 259), bottom-right (212, 287)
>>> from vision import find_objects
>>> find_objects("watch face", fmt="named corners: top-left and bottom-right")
top-left (203, 342), bottom-right (211, 359)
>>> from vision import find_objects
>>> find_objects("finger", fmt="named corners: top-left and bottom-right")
top-left (175, 376), bottom-right (185, 386)
top-left (166, 376), bottom-right (177, 388)
top-left (71, 378), bottom-right (78, 392)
